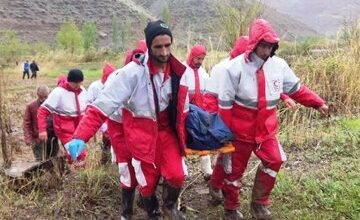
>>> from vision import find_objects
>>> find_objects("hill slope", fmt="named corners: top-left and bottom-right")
top-left (0, 0), bottom-right (318, 48)
top-left (132, 0), bottom-right (318, 42)
top-left (0, 0), bottom-right (149, 47)
top-left (263, 0), bottom-right (360, 35)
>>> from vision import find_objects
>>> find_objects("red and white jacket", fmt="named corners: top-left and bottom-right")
top-left (37, 82), bottom-right (89, 144)
top-left (73, 52), bottom-right (190, 163)
top-left (217, 19), bottom-right (325, 143)
top-left (87, 63), bottom-right (115, 103)
top-left (203, 36), bottom-right (250, 113)
top-left (203, 58), bottom-right (230, 113)
top-left (183, 45), bottom-right (209, 109)
top-left (182, 64), bottom-right (209, 106)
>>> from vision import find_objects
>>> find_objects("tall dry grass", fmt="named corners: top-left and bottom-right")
top-left (197, 24), bottom-right (360, 147)
top-left (277, 29), bottom-right (360, 146)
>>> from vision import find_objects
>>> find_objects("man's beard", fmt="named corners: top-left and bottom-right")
top-left (154, 55), bottom-right (170, 63)
top-left (194, 63), bottom-right (201, 69)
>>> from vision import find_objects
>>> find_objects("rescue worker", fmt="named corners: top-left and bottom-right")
top-left (212, 19), bottom-right (328, 220)
top-left (182, 44), bottom-right (213, 180)
top-left (207, 36), bottom-right (297, 203)
top-left (57, 74), bottom-right (67, 87)
top-left (204, 36), bottom-right (250, 113)
top-left (67, 20), bottom-right (189, 220)
top-left (38, 69), bottom-right (89, 169)
top-left (87, 63), bottom-right (116, 164)
top-left (204, 36), bottom-right (296, 113)
top-left (124, 39), bottom-right (147, 65)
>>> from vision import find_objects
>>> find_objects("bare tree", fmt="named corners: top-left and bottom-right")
top-left (216, 0), bottom-right (264, 49)
top-left (0, 69), bottom-right (10, 168)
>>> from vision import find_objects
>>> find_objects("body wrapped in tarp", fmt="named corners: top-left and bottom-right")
top-left (186, 104), bottom-right (233, 150)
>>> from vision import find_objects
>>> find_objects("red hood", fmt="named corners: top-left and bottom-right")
top-left (136, 39), bottom-right (147, 53)
top-left (57, 74), bottom-right (67, 87)
top-left (186, 44), bottom-right (207, 70)
top-left (101, 63), bottom-right (116, 83)
top-left (230, 36), bottom-right (249, 59)
top-left (245, 19), bottom-right (279, 61)
top-left (125, 49), bottom-right (146, 65)
top-left (124, 39), bottom-right (148, 65)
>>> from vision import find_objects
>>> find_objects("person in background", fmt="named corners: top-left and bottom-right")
top-left (124, 39), bottom-right (147, 65)
top-left (56, 74), bottom-right (67, 87)
top-left (23, 60), bottom-right (30, 79)
top-left (182, 44), bottom-right (213, 180)
top-left (87, 63), bottom-right (116, 164)
top-left (23, 85), bottom-right (59, 161)
top-left (30, 60), bottom-right (40, 79)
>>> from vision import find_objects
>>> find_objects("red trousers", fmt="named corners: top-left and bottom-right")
top-left (132, 128), bottom-right (187, 197)
top-left (107, 119), bottom-right (138, 189)
top-left (210, 137), bottom-right (286, 210)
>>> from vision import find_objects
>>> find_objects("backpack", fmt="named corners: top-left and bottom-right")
top-left (186, 104), bottom-right (234, 150)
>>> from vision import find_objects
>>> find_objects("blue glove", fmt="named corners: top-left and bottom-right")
top-left (67, 139), bottom-right (85, 161)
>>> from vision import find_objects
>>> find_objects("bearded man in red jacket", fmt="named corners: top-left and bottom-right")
top-left (67, 20), bottom-right (189, 220)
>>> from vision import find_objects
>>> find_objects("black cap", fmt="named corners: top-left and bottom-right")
top-left (67, 69), bottom-right (84, 83)
top-left (144, 20), bottom-right (172, 49)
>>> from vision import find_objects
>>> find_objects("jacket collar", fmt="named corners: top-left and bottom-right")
top-left (142, 52), bottom-right (186, 78)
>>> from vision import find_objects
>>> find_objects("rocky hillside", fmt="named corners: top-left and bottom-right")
top-left (0, 0), bottom-right (150, 48)
top-left (263, 0), bottom-right (360, 35)
top-left (0, 0), bottom-right (318, 48)
top-left (132, 0), bottom-right (318, 41)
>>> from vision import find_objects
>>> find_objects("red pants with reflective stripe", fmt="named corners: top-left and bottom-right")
top-left (210, 137), bottom-right (286, 210)
top-left (133, 128), bottom-right (186, 197)
top-left (107, 120), bottom-right (138, 189)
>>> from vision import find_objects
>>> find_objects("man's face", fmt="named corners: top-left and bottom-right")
top-left (150, 35), bottom-right (172, 63)
top-left (255, 40), bottom-right (275, 61)
top-left (37, 92), bottom-right (48, 103)
top-left (192, 54), bottom-right (206, 69)
top-left (69, 82), bottom-right (82, 90)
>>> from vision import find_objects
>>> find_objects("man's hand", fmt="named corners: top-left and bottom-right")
top-left (67, 139), bottom-right (85, 161)
top-left (283, 98), bottom-right (297, 110)
top-left (38, 132), bottom-right (48, 142)
top-left (317, 104), bottom-right (329, 116)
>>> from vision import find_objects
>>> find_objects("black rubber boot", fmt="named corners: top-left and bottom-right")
top-left (120, 188), bottom-right (135, 220)
top-left (224, 209), bottom-right (244, 220)
top-left (209, 184), bottom-right (223, 203)
top-left (250, 202), bottom-right (272, 220)
top-left (100, 135), bottom-right (111, 164)
top-left (162, 182), bottom-right (186, 220)
top-left (143, 194), bottom-right (162, 220)
top-left (135, 189), bottom-right (145, 209)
